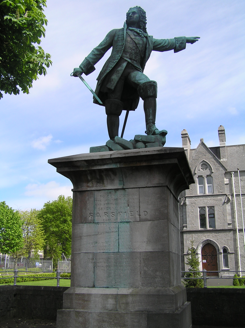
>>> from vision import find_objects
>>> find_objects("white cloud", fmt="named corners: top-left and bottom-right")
top-left (228, 107), bottom-right (238, 116)
top-left (25, 181), bottom-right (72, 199)
top-left (31, 134), bottom-right (53, 150)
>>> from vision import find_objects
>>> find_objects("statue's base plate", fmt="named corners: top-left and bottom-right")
top-left (90, 134), bottom-right (167, 153)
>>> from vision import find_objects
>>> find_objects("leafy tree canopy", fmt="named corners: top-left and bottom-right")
top-left (0, 201), bottom-right (24, 254)
top-left (19, 209), bottom-right (45, 259)
top-left (0, 0), bottom-right (52, 98)
top-left (38, 195), bottom-right (72, 269)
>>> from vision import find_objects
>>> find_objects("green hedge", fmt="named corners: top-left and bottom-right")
top-left (0, 272), bottom-right (56, 285)
top-left (60, 273), bottom-right (71, 278)
top-left (0, 272), bottom-right (71, 285)
top-left (233, 274), bottom-right (245, 286)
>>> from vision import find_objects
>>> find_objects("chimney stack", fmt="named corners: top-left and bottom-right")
top-left (218, 125), bottom-right (226, 146)
top-left (218, 125), bottom-right (227, 161)
top-left (181, 129), bottom-right (191, 160)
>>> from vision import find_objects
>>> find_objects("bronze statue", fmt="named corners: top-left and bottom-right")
top-left (72, 6), bottom-right (199, 140)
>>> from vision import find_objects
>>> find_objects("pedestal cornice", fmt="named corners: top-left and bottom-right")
top-left (48, 147), bottom-right (194, 198)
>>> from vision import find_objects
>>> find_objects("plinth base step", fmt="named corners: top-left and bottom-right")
top-left (57, 301), bottom-right (191, 328)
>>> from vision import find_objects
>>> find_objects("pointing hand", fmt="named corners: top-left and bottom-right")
top-left (186, 37), bottom-right (200, 44)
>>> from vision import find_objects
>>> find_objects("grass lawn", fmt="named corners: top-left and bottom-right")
top-left (208, 285), bottom-right (245, 288)
top-left (15, 279), bottom-right (71, 287)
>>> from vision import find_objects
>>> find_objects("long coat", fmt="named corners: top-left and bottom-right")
top-left (80, 23), bottom-right (186, 110)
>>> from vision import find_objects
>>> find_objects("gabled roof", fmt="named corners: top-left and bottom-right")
top-left (190, 139), bottom-right (227, 172)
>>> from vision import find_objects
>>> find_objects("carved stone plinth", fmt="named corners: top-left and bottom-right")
top-left (49, 147), bottom-right (194, 328)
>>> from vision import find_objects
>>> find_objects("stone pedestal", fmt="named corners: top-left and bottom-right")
top-left (49, 147), bottom-right (194, 328)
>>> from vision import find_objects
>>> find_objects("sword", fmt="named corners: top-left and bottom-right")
top-left (70, 72), bottom-right (103, 105)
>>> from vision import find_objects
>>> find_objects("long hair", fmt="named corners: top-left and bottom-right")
top-left (126, 6), bottom-right (147, 33)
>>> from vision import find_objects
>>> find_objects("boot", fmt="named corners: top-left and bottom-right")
top-left (144, 97), bottom-right (166, 136)
top-left (107, 115), bottom-right (120, 140)
top-left (105, 99), bottom-right (123, 140)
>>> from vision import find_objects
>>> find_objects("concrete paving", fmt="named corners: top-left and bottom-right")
top-left (0, 319), bottom-right (242, 328)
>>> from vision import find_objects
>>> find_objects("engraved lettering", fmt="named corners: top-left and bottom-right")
top-left (144, 211), bottom-right (148, 216)
top-left (111, 212), bottom-right (115, 218)
top-left (130, 211), bottom-right (134, 217)
top-left (96, 213), bottom-right (101, 218)
top-left (89, 213), bottom-right (93, 219)
top-left (119, 211), bottom-right (127, 218)
top-left (104, 212), bottom-right (108, 218)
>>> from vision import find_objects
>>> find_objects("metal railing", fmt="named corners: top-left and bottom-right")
top-left (58, 260), bottom-right (71, 273)
top-left (0, 258), bottom-right (53, 272)
top-left (0, 269), bottom-right (71, 287)
top-left (2, 268), bottom-right (244, 288)
top-left (182, 270), bottom-right (245, 288)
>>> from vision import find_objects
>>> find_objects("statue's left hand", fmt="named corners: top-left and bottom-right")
top-left (186, 37), bottom-right (200, 44)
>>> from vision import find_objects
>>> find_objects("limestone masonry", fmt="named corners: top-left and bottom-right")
top-left (180, 126), bottom-right (245, 277)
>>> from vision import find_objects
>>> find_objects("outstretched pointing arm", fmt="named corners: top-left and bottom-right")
top-left (153, 36), bottom-right (200, 53)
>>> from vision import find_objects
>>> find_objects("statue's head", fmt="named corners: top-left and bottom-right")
top-left (126, 6), bottom-right (147, 33)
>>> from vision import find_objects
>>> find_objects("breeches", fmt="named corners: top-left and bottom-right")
top-left (103, 60), bottom-right (157, 117)
top-left (106, 61), bottom-right (151, 100)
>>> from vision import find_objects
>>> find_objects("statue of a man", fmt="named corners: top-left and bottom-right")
top-left (73, 6), bottom-right (199, 140)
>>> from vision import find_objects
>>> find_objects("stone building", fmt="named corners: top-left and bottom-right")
top-left (180, 126), bottom-right (245, 277)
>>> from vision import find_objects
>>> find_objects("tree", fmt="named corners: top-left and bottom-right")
top-left (19, 209), bottom-right (45, 260)
top-left (184, 241), bottom-right (204, 288)
top-left (38, 196), bottom-right (72, 270)
top-left (0, 201), bottom-right (23, 256)
top-left (0, 0), bottom-right (52, 98)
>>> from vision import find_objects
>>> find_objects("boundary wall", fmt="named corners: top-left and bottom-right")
top-left (0, 286), bottom-right (244, 327)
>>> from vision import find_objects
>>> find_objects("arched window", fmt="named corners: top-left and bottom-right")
top-left (223, 248), bottom-right (229, 268)
top-left (207, 176), bottom-right (213, 194)
top-left (196, 161), bottom-right (214, 195)
top-left (198, 176), bottom-right (204, 194)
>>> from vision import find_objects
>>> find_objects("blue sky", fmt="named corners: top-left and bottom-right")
top-left (1, 0), bottom-right (245, 211)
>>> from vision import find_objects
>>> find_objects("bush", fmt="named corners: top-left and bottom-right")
top-left (60, 273), bottom-right (71, 278)
top-left (233, 274), bottom-right (239, 286)
top-left (184, 241), bottom-right (204, 288)
top-left (238, 276), bottom-right (245, 286)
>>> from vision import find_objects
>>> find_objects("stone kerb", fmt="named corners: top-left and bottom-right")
top-left (49, 147), bottom-right (194, 328)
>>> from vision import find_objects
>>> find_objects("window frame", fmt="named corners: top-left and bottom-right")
top-left (199, 206), bottom-right (216, 229)
top-left (197, 176), bottom-right (205, 194)
top-left (199, 206), bottom-right (207, 228)
top-left (208, 206), bottom-right (216, 228)
top-left (197, 175), bottom-right (214, 195)
top-left (222, 247), bottom-right (229, 268)
top-left (206, 175), bottom-right (213, 194)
